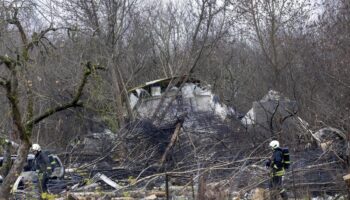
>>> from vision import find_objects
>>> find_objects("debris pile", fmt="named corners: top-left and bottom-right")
top-left (59, 83), bottom-right (348, 198)
top-left (4, 79), bottom-right (347, 199)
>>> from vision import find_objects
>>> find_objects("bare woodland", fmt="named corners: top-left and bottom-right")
top-left (0, 0), bottom-right (349, 199)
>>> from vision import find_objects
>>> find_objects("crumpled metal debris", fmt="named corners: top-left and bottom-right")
top-left (241, 90), bottom-right (297, 126)
top-left (129, 80), bottom-right (236, 121)
top-left (12, 171), bottom-right (40, 199)
top-left (312, 127), bottom-right (346, 156)
top-left (93, 172), bottom-right (122, 190)
top-left (71, 172), bottom-right (122, 192)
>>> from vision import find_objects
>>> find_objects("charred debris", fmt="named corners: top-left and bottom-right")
top-left (4, 77), bottom-right (349, 199)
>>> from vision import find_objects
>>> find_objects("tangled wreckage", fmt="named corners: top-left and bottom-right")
top-left (1, 77), bottom-right (349, 199)
top-left (0, 153), bottom-right (64, 199)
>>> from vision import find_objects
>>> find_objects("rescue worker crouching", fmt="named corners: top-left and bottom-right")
top-left (265, 140), bottom-right (288, 200)
top-left (31, 143), bottom-right (51, 193)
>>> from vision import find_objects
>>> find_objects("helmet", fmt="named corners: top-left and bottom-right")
top-left (32, 143), bottom-right (41, 151)
top-left (269, 140), bottom-right (280, 149)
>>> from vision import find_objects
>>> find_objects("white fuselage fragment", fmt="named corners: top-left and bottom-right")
top-left (129, 83), bottom-right (234, 120)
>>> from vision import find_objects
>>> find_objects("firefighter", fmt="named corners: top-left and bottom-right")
top-left (31, 143), bottom-right (51, 193)
top-left (266, 140), bottom-right (288, 200)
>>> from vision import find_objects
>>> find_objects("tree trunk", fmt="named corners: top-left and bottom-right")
top-left (111, 66), bottom-right (125, 128)
top-left (0, 141), bottom-right (30, 199)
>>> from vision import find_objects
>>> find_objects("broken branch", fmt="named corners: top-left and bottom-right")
top-left (160, 122), bottom-right (182, 166)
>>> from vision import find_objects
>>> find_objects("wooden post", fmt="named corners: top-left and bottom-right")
top-left (292, 165), bottom-right (297, 200)
top-left (197, 172), bottom-right (207, 200)
top-left (343, 174), bottom-right (350, 199)
top-left (165, 173), bottom-right (169, 200)
top-left (191, 175), bottom-right (195, 200)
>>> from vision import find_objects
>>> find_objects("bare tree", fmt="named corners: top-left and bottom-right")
top-left (57, 0), bottom-right (140, 127)
top-left (148, 0), bottom-right (231, 121)
top-left (236, 0), bottom-right (310, 87)
top-left (0, 2), bottom-right (103, 198)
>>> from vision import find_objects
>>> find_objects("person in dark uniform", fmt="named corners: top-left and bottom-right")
top-left (266, 140), bottom-right (288, 200)
top-left (31, 144), bottom-right (51, 193)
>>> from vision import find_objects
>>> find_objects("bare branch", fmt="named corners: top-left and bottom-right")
top-left (6, 8), bottom-right (29, 61)
top-left (160, 121), bottom-right (183, 166)
top-left (323, 71), bottom-right (350, 89)
top-left (27, 101), bottom-right (84, 127)
top-left (26, 62), bottom-right (105, 126)
top-left (27, 26), bottom-right (59, 50)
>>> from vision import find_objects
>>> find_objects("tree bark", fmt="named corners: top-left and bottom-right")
top-left (0, 141), bottom-right (31, 199)
top-left (111, 65), bottom-right (125, 128)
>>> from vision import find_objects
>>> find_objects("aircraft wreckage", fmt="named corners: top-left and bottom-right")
top-left (1, 76), bottom-right (349, 199)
